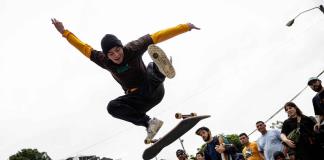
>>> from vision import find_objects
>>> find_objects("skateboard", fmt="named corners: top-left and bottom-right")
top-left (148, 44), bottom-right (175, 79)
top-left (142, 113), bottom-right (210, 160)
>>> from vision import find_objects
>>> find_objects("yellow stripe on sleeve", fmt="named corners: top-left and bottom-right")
top-left (150, 24), bottom-right (190, 44)
top-left (62, 30), bottom-right (93, 58)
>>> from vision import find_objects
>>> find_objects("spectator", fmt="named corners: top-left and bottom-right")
top-left (176, 149), bottom-right (188, 160)
top-left (273, 151), bottom-right (285, 160)
top-left (308, 77), bottom-right (324, 149)
top-left (196, 151), bottom-right (205, 160)
top-left (308, 77), bottom-right (324, 127)
top-left (195, 126), bottom-right (237, 160)
top-left (239, 133), bottom-right (264, 160)
top-left (256, 121), bottom-right (284, 160)
top-left (280, 102), bottom-right (320, 160)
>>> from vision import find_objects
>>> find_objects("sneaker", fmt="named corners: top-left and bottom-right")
top-left (148, 44), bottom-right (175, 79)
top-left (144, 117), bottom-right (163, 143)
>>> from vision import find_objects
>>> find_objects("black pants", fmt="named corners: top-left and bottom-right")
top-left (107, 62), bottom-right (165, 128)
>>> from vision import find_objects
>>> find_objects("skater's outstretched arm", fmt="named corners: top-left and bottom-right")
top-left (51, 18), bottom-right (93, 58)
top-left (150, 23), bottom-right (200, 44)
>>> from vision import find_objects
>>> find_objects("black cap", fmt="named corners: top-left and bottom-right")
top-left (101, 34), bottom-right (122, 54)
top-left (195, 126), bottom-right (210, 135)
top-left (307, 77), bottom-right (321, 85)
top-left (176, 149), bottom-right (186, 157)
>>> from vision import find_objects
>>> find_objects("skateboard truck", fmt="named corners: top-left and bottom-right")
top-left (144, 138), bottom-right (159, 144)
top-left (175, 112), bottom-right (197, 119)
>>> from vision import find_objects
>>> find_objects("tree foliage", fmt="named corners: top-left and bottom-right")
top-left (270, 120), bottom-right (283, 129)
top-left (225, 134), bottom-right (243, 152)
top-left (9, 148), bottom-right (51, 160)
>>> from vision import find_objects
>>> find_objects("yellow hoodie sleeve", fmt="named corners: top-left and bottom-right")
top-left (150, 24), bottom-right (190, 44)
top-left (62, 30), bottom-right (93, 58)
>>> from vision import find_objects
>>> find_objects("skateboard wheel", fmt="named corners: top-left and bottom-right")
top-left (144, 139), bottom-right (151, 144)
top-left (152, 53), bottom-right (158, 59)
top-left (175, 113), bottom-right (182, 119)
top-left (190, 113), bottom-right (197, 116)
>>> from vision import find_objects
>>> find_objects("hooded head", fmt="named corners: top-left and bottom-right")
top-left (101, 34), bottom-right (122, 54)
top-left (101, 34), bottom-right (124, 64)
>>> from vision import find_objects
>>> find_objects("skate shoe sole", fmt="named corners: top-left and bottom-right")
top-left (148, 44), bottom-right (175, 79)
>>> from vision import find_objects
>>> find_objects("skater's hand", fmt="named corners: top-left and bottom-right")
top-left (51, 18), bottom-right (65, 34)
top-left (187, 23), bottom-right (200, 30)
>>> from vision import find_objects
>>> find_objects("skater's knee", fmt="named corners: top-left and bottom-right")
top-left (155, 84), bottom-right (165, 100)
top-left (107, 101), bottom-right (118, 116)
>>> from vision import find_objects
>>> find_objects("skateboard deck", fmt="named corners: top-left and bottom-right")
top-left (148, 44), bottom-right (175, 79)
top-left (142, 114), bottom-right (210, 160)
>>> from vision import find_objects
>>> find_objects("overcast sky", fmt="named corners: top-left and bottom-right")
top-left (1, 0), bottom-right (324, 159)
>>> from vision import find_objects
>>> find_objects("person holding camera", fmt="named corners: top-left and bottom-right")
top-left (195, 126), bottom-right (237, 160)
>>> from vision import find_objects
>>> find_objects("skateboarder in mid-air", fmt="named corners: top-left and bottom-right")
top-left (51, 18), bottom-right (200, 142)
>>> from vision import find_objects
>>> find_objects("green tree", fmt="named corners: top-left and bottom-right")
top-left (270, 120), bottom-right (283, 129)
top-left (9, 148), bottom-right (51, 160)
top-left (225, 134), bottom-right (243, 152)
